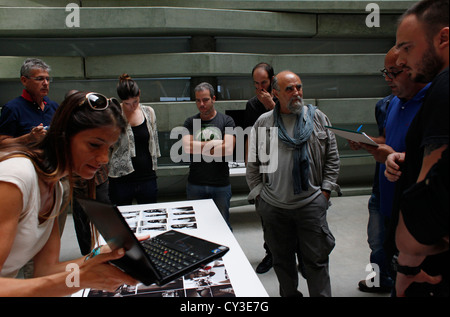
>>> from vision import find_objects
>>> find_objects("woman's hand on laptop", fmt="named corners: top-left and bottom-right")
top-left (80, 248), bottom-right (138, 291)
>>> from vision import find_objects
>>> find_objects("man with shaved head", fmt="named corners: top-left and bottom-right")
top-left (246, 70), bottom-right (340, 297)
top-left (351, 47), bottom-right (429, 293)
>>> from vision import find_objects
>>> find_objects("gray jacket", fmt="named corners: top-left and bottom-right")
top-left (246, 106), bottom-right (341, 207)
top-left (109, 104), bottom-right (160, 178)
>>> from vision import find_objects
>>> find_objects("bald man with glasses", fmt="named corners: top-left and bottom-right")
top-left (349, 47), bottom-right (429, 293)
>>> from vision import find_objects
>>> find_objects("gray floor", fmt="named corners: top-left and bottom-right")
top-left (60, 194), bottom-right (389, 297)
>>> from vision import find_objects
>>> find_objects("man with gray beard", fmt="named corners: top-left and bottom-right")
top-left (246, 70), bottom-right (340, 296)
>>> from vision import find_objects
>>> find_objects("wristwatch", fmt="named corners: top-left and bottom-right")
top-left (396, 264), bottom-right (421, 276)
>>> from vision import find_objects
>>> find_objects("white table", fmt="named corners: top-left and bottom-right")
top-left (75, 199), bottom-right (268, 297)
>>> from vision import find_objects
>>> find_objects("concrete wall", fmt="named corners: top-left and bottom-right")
top-left (0, 1), bottom-right (414, 199)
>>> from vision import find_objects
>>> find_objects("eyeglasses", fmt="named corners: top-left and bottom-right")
top-left (380, 68), bottom-right (403, 79)
top-left (25, 76), bottom-right (53, 83)
top-left (82, 92), bottom-right (120, 111)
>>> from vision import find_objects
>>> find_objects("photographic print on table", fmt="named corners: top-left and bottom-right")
top-left (121, 206), bottom-right (198, 234)
top-left (84, 258), bottom-right (235, 297)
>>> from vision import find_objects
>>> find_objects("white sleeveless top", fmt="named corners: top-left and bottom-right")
top-left (0, 156), bottom-right (63, 278)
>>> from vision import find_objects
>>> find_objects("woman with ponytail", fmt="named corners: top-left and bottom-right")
top-left (108, 74), bottom-right (161, 205)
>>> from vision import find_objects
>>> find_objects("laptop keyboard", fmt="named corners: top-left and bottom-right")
top-left (142, 237), bottom-right (201, 277)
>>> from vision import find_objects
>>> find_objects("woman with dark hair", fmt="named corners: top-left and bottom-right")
top-left (0, 91), bottom-right (137, 296)
top-left (108, 74), bottom-right (160, 205)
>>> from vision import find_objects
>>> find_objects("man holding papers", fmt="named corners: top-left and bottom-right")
top-left (349, 47), bottom-right (429, 293)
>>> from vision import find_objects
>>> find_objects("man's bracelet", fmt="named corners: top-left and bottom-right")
top-left (396, 264), bottom-right (421, 276)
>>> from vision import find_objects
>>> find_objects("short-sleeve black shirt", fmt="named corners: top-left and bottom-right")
top-left (400, 148), bottom-right (448, 245)
top-left (396, 68), bottom-right (449, 197)
top-left (389, 67), bottom-right (449, 280)
top-left (245, 95), bottom-right (277, 128)
top-left (183, 112), bottom-right (235, 186)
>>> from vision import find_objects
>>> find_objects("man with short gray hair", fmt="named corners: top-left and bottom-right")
top-left (0, 58), bottom-right (59, 145)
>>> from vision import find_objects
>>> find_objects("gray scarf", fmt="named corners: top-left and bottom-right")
top-left (273, 102), bottom-right (316, 195)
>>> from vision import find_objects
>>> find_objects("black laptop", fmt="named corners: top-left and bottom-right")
top-left (76, 198), bottom-right (229, 286)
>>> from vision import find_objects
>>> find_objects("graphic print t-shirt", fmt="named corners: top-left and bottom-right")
top-left (183, 112), bottom-right (235, 186)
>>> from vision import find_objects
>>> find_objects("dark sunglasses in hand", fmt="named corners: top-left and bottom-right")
top-left (83, 92), bottom-right (121, 110)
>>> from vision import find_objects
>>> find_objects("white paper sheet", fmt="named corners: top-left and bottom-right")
top-left (325, 126), bottom-right (379, 147)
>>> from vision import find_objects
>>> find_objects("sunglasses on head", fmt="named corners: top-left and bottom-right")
top-left (82, 92), bottom-right (120, 110)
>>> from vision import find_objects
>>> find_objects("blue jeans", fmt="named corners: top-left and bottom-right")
top-left (109, 177), bottom-right (158, 206)
top-left (367, 192), bottom-right (393, 287)
top-left (186, 182), bottom-right (232, 229)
